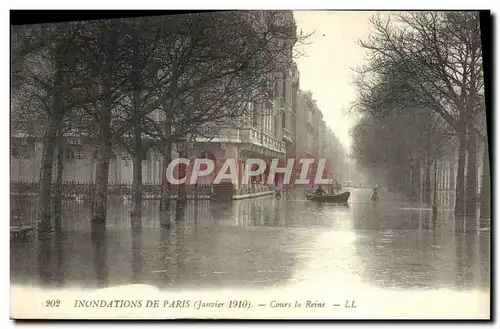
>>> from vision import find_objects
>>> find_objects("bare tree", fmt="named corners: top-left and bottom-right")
top-left (133, 11), bottom-right (306, 212)
top-left (356, 11), bottom-right (485, 214)
top-left (12, 23), bottom-right (88, 234)
top-left (67, 20), bottom-right (133, 233)
top-left (12, 11), bottom-right (309, 235)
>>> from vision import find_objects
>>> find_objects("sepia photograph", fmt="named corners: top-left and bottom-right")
top-left (9, 8), bottom-right (491, 320)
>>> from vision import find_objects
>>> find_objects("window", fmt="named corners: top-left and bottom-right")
top-left (64, 148), bottom-right (75, 161)
top-left (201, 151), bottom-right (216, 162)
top-left (11, 147), bottom-right (20, 158)
top-left (73, 146), bottom-right (87, 159)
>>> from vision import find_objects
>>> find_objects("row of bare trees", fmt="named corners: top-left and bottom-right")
top-left (350, 11), bottom-right (489, 217)
top-left (11, 11), bottom-right (306, 235)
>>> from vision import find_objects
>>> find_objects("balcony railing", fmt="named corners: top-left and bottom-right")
top-left (240, 128), bottom-right (286, 154)
top-left (194, 127), bottom-right (241, 142)
top-left (194, 126), bottom-right (286, 154)
top-left (233, 184), bottom-right (274, 196)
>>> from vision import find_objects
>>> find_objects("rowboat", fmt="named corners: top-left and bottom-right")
top-left (305, 191), bottom-right (350, 203)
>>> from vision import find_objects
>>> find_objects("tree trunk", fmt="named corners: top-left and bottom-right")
top-left (160, 141), bottom-right (172, 213)
top-left (90, 30), bottom-right (117, 234)
top-left (91, 98), bottom-right (112, 233)
top-left (423, 157), bottom-right (432, 204)
top-left (37, 123), bottom-right (59, 235)
top-left (177, 143), bottom-right (188, 206)
top-left (91, 141), bottom-right (112, 233)
top-left (405, 165), bottom-right (411, 197)
top-left (465, 125), bottom-right (478, 215)
top-left (433, 158), bottom-right (438, 207)
top-left (91, 224), bottom-right (108, 288)
top-left (53, 136), bottom-right (65, 235)
top-left (388, 164), bottom-right (401, 192)
top-left (37, 40), bottom-right (65, 235)
top-left (396, 164), bottom-right (405, 193)
top-left (131, 123), bottom-right (143, 231)
top-left (175, 201), bottom-right (186, 221)
top-left (480, 141), bottom-right (490, 219)
top-left (414, 158), bottom-right (421, 198)
top-left (408, 165), bottom-right (414, 197)
top-left (160, 106), bottom-right (173, 221)
top-left (463, 30), bottom-right (479, 216)
top-left (455, 123), bottom-right (466, 214)
top-left (130, 29), bottom-right (143, 231)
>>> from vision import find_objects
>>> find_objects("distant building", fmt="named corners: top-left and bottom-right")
top-left (295, 90), bottom-right (319, 159)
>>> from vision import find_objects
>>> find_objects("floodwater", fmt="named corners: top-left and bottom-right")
top-left (11, 188), bottom-right (491, 319)
top-left (11, 188), bottom-right (490, 293)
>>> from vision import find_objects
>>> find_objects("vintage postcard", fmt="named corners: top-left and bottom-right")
top-left (10, 9), bottom-right (491, 320)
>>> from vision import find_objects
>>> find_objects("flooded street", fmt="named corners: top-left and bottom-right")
top-left (11, 188), bottom-right (490, 296)
top-left (10, 9), bottom-right (491, 320)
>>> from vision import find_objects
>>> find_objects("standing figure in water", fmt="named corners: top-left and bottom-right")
top-left (371, 185), bottom-right (380, 201)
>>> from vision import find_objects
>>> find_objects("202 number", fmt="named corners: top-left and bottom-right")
top-left (45, 299), bottom-right (61, 307)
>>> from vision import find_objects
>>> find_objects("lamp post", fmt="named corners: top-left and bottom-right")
top-left (384, 156), bottom-right (388, 190)
top-left (432, 157), bottom-right (438, 215)
top-left (409, 156), bottom-right (416, 197)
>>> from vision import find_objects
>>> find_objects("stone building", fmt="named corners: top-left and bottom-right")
top-left (294, 90), bottom-right (319, 159)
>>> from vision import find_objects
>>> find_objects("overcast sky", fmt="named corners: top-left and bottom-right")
top-left (293, 11), bottom-right (379, 151)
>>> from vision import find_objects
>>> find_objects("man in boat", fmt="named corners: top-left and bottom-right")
top-left (328, 184), bottom-right (335, 195)
top-left (314, 185), bottom-right (326, 196)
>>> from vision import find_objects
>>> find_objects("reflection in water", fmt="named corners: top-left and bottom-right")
top-left (350, 189), bottom-right (489, 291)
top-left (53, 233), bottom-right (64, 287)
top-left (36, 235), bottom-right (52, 286)
top-left (92, 228), bottom-right (108, 288)
top-left (11, 189), bottom-right (490, 293)
top-left (131, 229), bottom-right (142, 283)
top-left (30, 232), bottom-right (65, 288)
